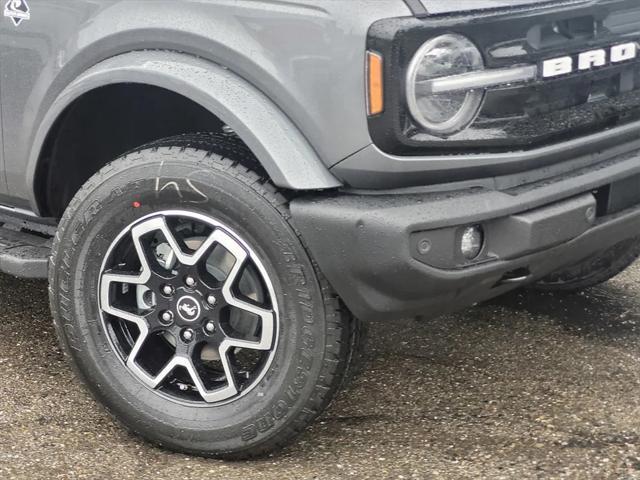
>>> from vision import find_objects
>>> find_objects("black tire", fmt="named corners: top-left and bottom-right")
top-left (48, 140), bottom-right (352, 459)
top-left (533, 237), bottom-right (640, 292)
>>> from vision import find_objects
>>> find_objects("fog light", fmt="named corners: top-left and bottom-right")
top-left (460, 225), bottom-right (484, 260)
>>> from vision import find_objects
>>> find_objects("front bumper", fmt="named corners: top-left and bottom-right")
top-left (291, 147), bottom-right (640, 321)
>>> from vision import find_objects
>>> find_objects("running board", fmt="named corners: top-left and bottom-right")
top-left (0, 225), bottom-right (51, 279)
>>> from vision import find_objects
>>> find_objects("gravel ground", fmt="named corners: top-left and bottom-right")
top-left (2, 264), bottom-right (640, 479)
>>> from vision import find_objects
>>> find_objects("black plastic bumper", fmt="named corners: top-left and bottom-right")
top-left (291, 148), bottom-right (640, 321)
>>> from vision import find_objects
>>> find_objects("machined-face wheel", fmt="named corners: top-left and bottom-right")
top-left (99, 210), bottom-right (279, 405)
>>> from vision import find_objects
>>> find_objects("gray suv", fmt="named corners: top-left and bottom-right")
top-left (1, 0), bottom-right (640, 458)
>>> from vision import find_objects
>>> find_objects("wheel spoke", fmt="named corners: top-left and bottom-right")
top-left (100, 271), bottom-right (148, 324)
top-left (216, 229), bottom-right (275, 351)
top-left (132, 215), bottom-right (218, 267)
top-left (129, 355), bottom-right (185, 390)
top-left (221, 303), bottom-right (275, 351)
top-left (98, 218), bottom-right (161, 315)
top-left (185, 356), bottom-right (239, 403)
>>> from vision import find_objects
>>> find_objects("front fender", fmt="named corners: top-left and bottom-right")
top-left (26, 50), bottom-right (341, 211)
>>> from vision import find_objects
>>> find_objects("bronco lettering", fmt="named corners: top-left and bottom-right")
top-left (542, 42), bottom-right (638, 78)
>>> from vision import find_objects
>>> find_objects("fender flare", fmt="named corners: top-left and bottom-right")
top-left (27, 51), bottom-right (341, 211)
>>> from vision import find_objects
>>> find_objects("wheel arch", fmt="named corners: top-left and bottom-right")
top-left (27, 51), bottom-right (341, 216)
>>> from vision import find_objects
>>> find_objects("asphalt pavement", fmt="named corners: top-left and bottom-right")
top-left (2, 264), bottom-right (640, 479)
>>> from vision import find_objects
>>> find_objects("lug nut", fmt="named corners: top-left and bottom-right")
top-left (162, 284), bottom-right (174, 296)
top-left (181, 329), bottom-right (194, 343)
top-left (206, 295), bottom-right (217, 306)
top-left (185, 276), bottom-right (196, 287)
top-left (204, 321), bottom-right (216, 334)
top-left (160, 311), bottom-right (174, 325)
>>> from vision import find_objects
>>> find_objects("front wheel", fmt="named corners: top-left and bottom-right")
top-left (49, 143), bottom-right (351, 458)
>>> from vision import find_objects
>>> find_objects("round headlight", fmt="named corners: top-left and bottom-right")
top-left (406, 34), bottom-right (485, 137)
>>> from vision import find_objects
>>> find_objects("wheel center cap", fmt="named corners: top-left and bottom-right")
top-left (176, 295), bottom-right (201, 322)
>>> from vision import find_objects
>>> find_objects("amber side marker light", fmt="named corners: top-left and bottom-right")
top-left (367, 51), bottom-right (384, 116)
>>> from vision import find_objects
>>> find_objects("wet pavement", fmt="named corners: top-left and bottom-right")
top-left (2, 264), bottom-right (640, 479)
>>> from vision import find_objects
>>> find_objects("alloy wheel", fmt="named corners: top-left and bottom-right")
top-left (98, 211), bottom-right (279, 405)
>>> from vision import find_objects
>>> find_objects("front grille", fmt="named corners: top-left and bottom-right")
top-left (367, 0), bottom-right (640, 156)
top-left (426, 66), bottom-right (640, 152)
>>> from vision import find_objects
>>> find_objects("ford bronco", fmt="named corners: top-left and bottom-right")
top-left (1, 0), bottom-right (639, 458)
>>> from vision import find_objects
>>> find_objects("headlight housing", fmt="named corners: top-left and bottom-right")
top-left (406, 34), bottom-right (485, 137)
